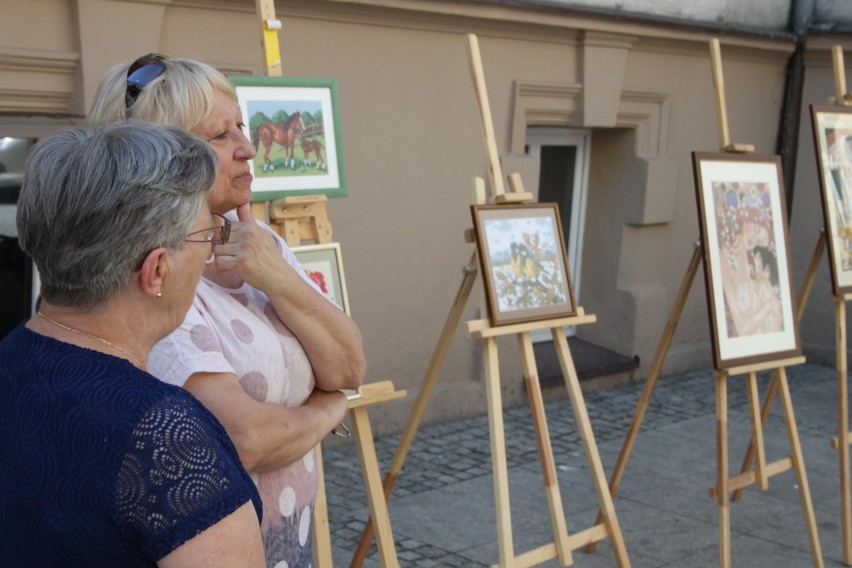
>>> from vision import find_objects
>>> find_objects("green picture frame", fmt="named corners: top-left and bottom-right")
top-left (229, 75), bottom-right (347, 200)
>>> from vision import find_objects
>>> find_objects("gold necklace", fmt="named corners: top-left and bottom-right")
top-left (37, 311), bottom-right (145, 371)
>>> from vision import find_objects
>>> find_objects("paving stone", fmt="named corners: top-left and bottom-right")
top-left (323, 364), bottom-right (850, 566)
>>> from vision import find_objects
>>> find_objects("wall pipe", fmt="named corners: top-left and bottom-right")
top-left (778, 0), bottom-right (815, 218)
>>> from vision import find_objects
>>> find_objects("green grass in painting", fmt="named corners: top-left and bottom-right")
top-left (254, 136), bottom-right (327, 178)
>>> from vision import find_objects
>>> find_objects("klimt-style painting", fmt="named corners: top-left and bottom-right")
top-left (692, 152), bottom-right (800, 370)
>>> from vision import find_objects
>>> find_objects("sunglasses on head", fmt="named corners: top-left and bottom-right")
top-left (125, 54), bottom-right (166, 112)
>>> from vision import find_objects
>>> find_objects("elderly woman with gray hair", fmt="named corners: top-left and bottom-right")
top-left (0, 121), bottom-right (265, 567)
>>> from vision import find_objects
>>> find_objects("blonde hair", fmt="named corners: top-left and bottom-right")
top-left (88, 56), bottom-right (236, 130)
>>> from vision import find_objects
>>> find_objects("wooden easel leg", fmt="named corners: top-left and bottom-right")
top-left (349, 406), bottom-right (400, 568)
top-left (715, 372), bottom-right (731, 568)
top-left (731, 371), bottom-right (779, 501)
top-left (587, 244), bottom-right (701, 553)
top-left (553, 330), bottom-right (631, 567)
top-left (351, 256), bottom-right (478, 568)
top-left (836, 298), bottom-right (852, 565)
top-left (483, 336), bottom-right (515, 567)
top-left (746, 372), bottom-right (768, 490)
top-left (732, 232), bottom-right (825, 502)
top-left (518, 332), bottom-right (572, 566)
top-left (312, 443), bottom-right (334, 568)
top-left (777, 367), bottom-right (825, 568)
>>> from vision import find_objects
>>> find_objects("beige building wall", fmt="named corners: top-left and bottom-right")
top-left (0, 0), bottom-right (849, 436)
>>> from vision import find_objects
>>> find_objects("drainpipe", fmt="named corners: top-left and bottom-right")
top-left (778, 0), bottom-right (815, 217)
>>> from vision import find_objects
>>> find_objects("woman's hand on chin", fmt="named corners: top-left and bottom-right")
top-left (210, 203), bottom-right (289, 291)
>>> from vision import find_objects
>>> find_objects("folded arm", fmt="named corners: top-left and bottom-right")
top-left (261, 261), bottom-right (365, 392)
top-left (213, 203), bottom-right (366, 392)
top-left (184, 371), bottom-right (349, 473)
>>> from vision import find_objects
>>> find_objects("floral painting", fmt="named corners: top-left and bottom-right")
top-left (472, 204), bottom-right (576, 326)
top-left (291, 243), bottom-right (349, 315)
top-left (693, 152), bottom-right (800, 370)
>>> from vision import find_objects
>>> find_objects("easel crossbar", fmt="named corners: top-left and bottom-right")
top-left (830, 432), bottom-right (852, 448)
top-left (467, 312), bottom-right (596, 338)
top-left (490, 524), bottom-right (609, 568)
top-left (720, 356), bottom-right (806, 378)
top-left (472, 315), bottom-right (632, 567)
top-left (707, 456), bottom-right (793, 497)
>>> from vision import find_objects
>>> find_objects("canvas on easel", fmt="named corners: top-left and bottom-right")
top-left (808, 46), bottom-right (852, 565)
top-left (460, 32), bottom-right (629, 567)
top-left (811, 104), bottom-right (852, 295)
top-left (471, 203), bottom-right (576, 326)
top-left (692, 152), bottom-right (801, 369)
top-left (229, 75), bottom-right (347, 200)
top-left (586, 38), bottom-right (823, 568)
top-left (292, 242), bottom-right (350, 315)
top-left (350, 32), bottom-right (631, 568)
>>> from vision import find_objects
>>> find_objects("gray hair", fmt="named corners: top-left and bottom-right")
top-left (17, 120), bottom-right (218, 310)
top-left (88, 55), bottom-right (236, 130)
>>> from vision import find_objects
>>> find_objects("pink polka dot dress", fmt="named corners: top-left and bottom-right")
top-left (149, 221), bottom-right (324, 567)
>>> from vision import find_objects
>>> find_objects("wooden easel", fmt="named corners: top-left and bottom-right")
top-left (252, 3), bottom-right (404, 566)
top-left (812, 46), bottom-right (852, 567)
top-left (352, 33), bottom-right (630, 567)
top-left (731, 45), bottom-right (852, 566)
top-left (268, 194), bottom-right (333, 247)
top-left (469, 186), bottom-right (630, 567)
top-left (584, 38), bottom-right (824, 568)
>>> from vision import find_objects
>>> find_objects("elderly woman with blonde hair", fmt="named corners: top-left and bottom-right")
top-left (1, 120), bottom-right (265, 566)
top-left (89, 54), bottom-right (366, 566)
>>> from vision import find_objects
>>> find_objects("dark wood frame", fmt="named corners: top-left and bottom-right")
top-left (810, 103), bottom-right (852, 295)
top-left (692, 151), bottom-right (801, 370)
top-left (471, 203), bottom-right (576, 326)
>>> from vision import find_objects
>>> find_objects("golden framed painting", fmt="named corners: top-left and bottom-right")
top-left (692, 152), bottom-right (800, 370)
top-left (811, 104), bottom-right (852, 294)
top-left (471, 203), bottom-right (576, 326)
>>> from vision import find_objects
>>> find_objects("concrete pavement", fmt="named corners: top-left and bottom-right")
top-left (322, 363), bottom-right (852, 567)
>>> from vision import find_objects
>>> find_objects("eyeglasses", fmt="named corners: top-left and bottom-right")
top-left (185, 213), bottom-right (231, 246)
top-left (186, 213), bottom-right (230, 265)
top-left (125, 54), bottom-right (166, 111)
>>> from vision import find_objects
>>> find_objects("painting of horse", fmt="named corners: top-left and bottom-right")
top-left (257, 112), bottom-right (305, 171)
top-left (300, 133), bottom-right (325, 170)
top-left (231, 75), bottom-right (347, 197)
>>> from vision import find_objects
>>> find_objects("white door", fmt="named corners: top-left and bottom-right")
top-left (525, 127), bottom-right (590, 341)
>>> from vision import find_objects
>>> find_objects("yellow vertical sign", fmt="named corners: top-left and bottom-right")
top-left (256, 0), bottom-right (282, 76)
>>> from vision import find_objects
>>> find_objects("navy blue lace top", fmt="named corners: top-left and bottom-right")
top-left (0, 324), bottom-right (262, 566)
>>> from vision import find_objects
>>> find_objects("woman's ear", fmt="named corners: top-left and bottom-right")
top-left (138, 247), bottom-right (169, 299)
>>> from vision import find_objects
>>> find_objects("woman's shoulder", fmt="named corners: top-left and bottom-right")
top-left (115, 382), bottom-right (262, 558)
top-left (0, 329), bottom-right (259, 564)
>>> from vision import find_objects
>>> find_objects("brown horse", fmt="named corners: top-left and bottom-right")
top-left (257, 112), bottom-right (305, 171)
top-left (299, 133), bottom-right (325, 169)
